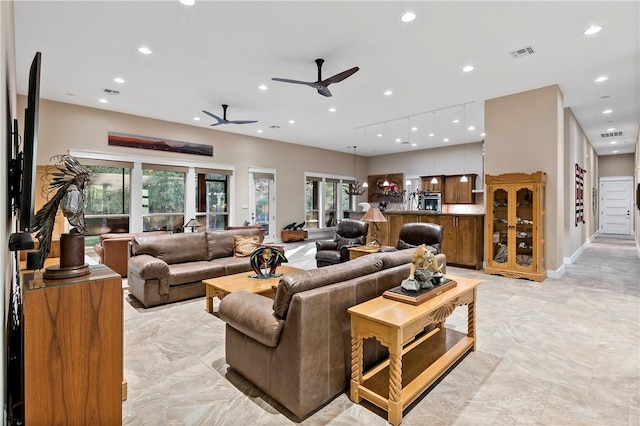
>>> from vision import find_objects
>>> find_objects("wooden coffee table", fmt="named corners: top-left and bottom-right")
top-left (203, 265), bottom-right (303, 314)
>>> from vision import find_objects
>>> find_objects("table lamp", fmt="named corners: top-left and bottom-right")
top-left (184, 218), bottom-right (201, 233)
top-left (361, 207), bottom-right (387, 246)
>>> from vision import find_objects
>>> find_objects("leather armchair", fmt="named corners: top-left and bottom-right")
top-left (315, 220), bottom-right (369, 267)
top-left (396, 222), bottom-right (444, 253)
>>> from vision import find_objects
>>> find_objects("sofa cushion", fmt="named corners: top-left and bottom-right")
top-left (272, 255), bottom-right (383, 318)
top-left (168, 261), bottom-right (225, 286)
top-left (233, 235), bottom-right (260, 257)
top-left (207, 228), bottom-right (263, 260)
top-left (211, 256), bottom-right (255, 275)
top-left (132, 232), bottom-right (208, 264)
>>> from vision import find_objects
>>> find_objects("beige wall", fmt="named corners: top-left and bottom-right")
top-left (17, 97), bottom-right (370, 231)
top-left (598, 153), bottom-right (635, 177)
top-left (484, 85), bottom-right (565, 273)
top-left (636, 132), bottom-right (640, 252)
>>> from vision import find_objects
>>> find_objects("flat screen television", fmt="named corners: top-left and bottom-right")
top-left (8, 51), bottom-right (41, 251)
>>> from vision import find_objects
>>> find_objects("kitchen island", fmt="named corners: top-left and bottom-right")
top-left (353, 210), bottom-right (484, 269)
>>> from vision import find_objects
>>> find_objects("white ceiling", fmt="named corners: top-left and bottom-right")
top-left (13, 1), bottom-right (639, 157)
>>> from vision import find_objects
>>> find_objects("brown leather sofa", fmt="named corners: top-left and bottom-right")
top-left (315, 219), bottom-right (369, 267)
top-left (218, 249), bottom-right (447, 419)
top-left (93, 231), bottom-right (165, 277)
top-left (127, 228), bottom-right (263, 307)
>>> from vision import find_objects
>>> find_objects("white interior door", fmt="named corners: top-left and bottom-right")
top-left (249, 168), bottom-right (276, 241)
top-left (599, 177), bottom-right (633, 235)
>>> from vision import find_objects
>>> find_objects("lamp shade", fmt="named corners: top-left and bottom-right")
top-left (184, 218), bottom-right (201, 228)
top-left (361, 207), bottom-right (387, 223)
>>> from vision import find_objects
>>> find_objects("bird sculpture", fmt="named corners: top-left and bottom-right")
top-left (250, 246), bottom-right (288, 278)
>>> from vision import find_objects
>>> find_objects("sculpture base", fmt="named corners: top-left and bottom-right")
top-left (43, 263), bottom-right (91, 280)
top-left (383, 278), bottom-right (457, 305)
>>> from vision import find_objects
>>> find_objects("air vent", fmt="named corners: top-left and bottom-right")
top-left (601, 131), bottom-right (623, 138)
top-left (269, 125), bottom-right (280, 129)
top-left (509, 46), bottom-right (535, 58)
top-left (103, 88), bottom-right (120, 95)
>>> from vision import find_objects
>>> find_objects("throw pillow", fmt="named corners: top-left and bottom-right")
top-left (233, 235), bottom-right (260, 257)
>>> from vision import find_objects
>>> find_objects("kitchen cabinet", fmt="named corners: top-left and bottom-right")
top-left (420, 175), bottom-right (444, 193)
top-left (443, 174), bottom-right (477, 204)
top-left (484, 171), bottom-right (546, 281)
top-left (439, 214), bottom-right (484, 269)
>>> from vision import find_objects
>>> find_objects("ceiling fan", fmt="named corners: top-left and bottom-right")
top-left (202, 104), bottom-right (258, 126)
top-left (272, 58), bottom-right (359, 97)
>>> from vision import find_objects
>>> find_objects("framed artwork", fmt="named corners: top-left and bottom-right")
top-left (575, 163), bottom-right (585, 226)
top-left (367, 173), bottom-right (404, 203)
top-left (108, 132), bottom-right (213, 157)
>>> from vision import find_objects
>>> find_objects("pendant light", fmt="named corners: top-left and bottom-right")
top-left (345, 145), bottom-right (366, 196)
top-left (430, 112), bottom-right (438, 185)
top-left (460, 105), bottom-right (468, 183)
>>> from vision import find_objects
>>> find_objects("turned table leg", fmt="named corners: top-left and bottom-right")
top-left (388, 327), bottom-right (403, 426)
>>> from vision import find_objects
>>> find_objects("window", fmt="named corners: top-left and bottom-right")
top-left (305, 174), bottom-right (356, 229)
top-left (84, 165), bottom-right (131, 235)
top-left (142, 168), bottom-right (185, 232)
top-left (196, 173), bottom-right (229, 230)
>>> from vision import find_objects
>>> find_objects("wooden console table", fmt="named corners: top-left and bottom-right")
top-left (349, 275), bottom-right (481, 425)
top-left (22, 265), bottom-right (123, 424)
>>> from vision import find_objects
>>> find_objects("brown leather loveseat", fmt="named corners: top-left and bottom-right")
top-left (127, 228), bottom-right (263, 307)
top-left (218, 249), bottom-right (447, 419)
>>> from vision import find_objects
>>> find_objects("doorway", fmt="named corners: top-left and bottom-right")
top-left (599, 177), bottom-right (633, 235)
top-left (249, 168), bottom-right (276, 241)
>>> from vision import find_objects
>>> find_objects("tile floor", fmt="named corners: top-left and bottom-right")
top-left (121, 234), bottom-right (639, 425)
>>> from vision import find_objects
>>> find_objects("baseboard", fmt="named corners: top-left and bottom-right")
top-left (563, 239), bottom-right (590, 265)
top-left (547, 264), bottom-right (565, 279)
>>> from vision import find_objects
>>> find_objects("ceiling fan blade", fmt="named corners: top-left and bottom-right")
top-left (272, 77), bottom-right (315, 86)
top-left (322, 66), bottom-right (359, 86)
top-left (202, 110), bottom-right (225, 125)
top-left (229, 120), bottom-right (258, 125)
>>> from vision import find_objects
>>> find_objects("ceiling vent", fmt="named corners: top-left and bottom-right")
top-left (601, 131), bottom-right (622, 138)
top-left (103, 88), bottom-right (120, 95)
top-left (509, 46), bottom-right (535, 58)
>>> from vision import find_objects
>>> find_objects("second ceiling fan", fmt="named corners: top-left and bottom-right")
top-left (202, 104), bottom-right (258, 126)
top-left (272, 58), bottom-right (359, 97)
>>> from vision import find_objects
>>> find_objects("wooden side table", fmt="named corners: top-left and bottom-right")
top-left (348, 245), bottom-right (394, 260)
top-left (348, 275), bottom-right (481, 426)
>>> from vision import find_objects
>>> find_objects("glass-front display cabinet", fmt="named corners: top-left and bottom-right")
top-left (485, 171), bottom-right (547, 281)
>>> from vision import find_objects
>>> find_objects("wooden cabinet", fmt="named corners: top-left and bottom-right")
top-left (380, 211), bottom-right (484, 269)
top-left (420, 175), bottom-right (444, 193)
top-left (439, 214), bottom-right (484, 269)
top-left (443, 174), bottom-right (476, 204)
top-left (485, 172), bottom-right (546, 281)
top-left (22, 265), bottom-right (123, 424)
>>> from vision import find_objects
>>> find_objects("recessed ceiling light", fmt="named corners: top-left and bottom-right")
top-left (443, 138), bottom-right (449, 142)
top-left (395, 138), bottom-right (402, 143)
top-left (595, 76), bottom-right (608, 83)
top-left (584, 25), bottom-right (602, 35)
top-left (377, 133), bottom-right (383, 137)
top-left (328, 107), bottom-right (336, 112)
top-left (98, 98), bottom-right (108, 104)
top-left (602, 109), bottom-right (613, 114)
top-left (462, 65), bottom-right (474, 72)
top-left (401, 12), bottom-right (416, 23)
top-left (428, 133), bottom-right (434, 137)
top-left (481, 132), bottom-right (486, 137)
top-left (411, 127), bottom-right (418, 131)
top-left (384, 90), bottom-right (393, 96)
top-left (411, 143), bottom-right (417, 147)
top-left (258, 84), bottom-right (268, 90)
top-left (179, 0), bottom-right (195, 5)
top-left (468, 126), bottom-right (475, 131)
top-left (452, 119), bottom-right (459, 124)
top-left (193, 117), bottom-right (200, 121)
top-left (138, 46), bottom-right (152, 55)
top-left (610, 141), bottom-right (617, 145)
top-left (257, 129), bottom-right (263, 133)
top-left (612, 150), bottom-right (619, 154)
top-left (114, 77), bottom-right (125, 84)
top-left (288, 119), bottom-right (295, 124)
top-left (607, 127), bottom-right (615, 131)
